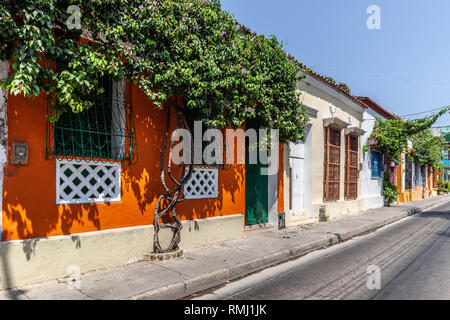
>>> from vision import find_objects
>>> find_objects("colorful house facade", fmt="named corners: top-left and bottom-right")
top-left (435, 126), bottom-right (450, 181)
top-left (0, 58), bottom-right (285, 289)
top-left (358, 97), bottom-right (398, 210)
top-left (395, 144), bottom-right (437, 203)
top-left (0, 54), bottom-right (444, 290)
top-left (284, 70), bottom-right (367, 225)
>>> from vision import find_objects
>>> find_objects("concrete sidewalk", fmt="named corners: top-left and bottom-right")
top-left (1, 195), bottom-right (449, 300)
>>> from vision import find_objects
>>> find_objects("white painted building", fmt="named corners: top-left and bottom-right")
top-left (358, 97), bottom-right (399, 210)
top-left (284, 71), bottom-right (368, 226)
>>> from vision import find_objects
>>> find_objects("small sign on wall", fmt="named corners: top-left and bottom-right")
top-left (12, 142), bottom-right (28, 165)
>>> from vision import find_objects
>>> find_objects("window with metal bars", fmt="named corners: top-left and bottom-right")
top-left (422, 166), bottom-right (427, 187)
top-left (53, 77), bottom-right (113, 159)
top-left (46, 60), bottom-right (137, 164)
top-left (415, 162), bottom-right (421, 186)
top-left (324, 126), bottom-right (341, 201)
top-left (345, 134), bottom-right (359, 199)
top-left (405, 156), bottom-right (413, 190)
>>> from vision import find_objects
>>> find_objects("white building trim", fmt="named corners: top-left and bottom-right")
top-left (56, 159), bottom-right (122, 205)
top-left (301, 73), bottom-right (366, 115)
top-left (184, 167), bottom-right (219, 199)
top-left (361, 107), bottom-right (385, 210)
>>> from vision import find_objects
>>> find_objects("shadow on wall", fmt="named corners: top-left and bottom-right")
top-left (128, 164), bottom-right (245, 222)
top-left (126, 100), bottom-right (245, 222)
top-left (2, 195), bottom-right (101, 242)
top-left (1, 91), bottom-right (245, 242)
top-left (1, 92), bottom-right (103, 241)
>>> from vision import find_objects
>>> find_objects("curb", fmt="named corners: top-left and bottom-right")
top-left (131, 196), bottom-right (449, 300)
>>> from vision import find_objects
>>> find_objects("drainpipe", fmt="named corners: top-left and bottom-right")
top-left (0, 60), bottom-right (10, 236)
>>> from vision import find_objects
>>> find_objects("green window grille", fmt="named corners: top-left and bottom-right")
top-left (46, 61), bottom-right (137, 164)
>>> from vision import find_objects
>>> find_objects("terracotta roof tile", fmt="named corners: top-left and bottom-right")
top-left (357, 96), bottom-right (400, 120)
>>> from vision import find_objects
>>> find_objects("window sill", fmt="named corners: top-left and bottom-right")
top-left (57, 198), bottom-right (121, 205)
top-left (323, 198), bottom-right (360, 203)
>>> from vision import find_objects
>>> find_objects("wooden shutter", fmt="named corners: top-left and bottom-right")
top-left (324, 126), bottom-right (341, 201)
top-left (345, 134), bottom-right (358, 199)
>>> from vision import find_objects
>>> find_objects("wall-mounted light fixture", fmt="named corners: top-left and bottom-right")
top-left (330, 105), bottom-right (336, 117)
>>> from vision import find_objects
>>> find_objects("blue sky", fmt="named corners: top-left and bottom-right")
top-left (220, 0), bottom-right (450, 127)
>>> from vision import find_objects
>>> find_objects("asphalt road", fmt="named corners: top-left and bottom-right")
top-left (195, 201), bottom-right (450, 300)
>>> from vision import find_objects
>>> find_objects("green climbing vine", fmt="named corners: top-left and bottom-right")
top-left (381, 169), bottom-right (397, 207)
top-left (410, 128), bottom-right (445, 170)
top-left (370, 107), bottom-right (449, 163)
top-left (369, 107), bottom-right (449, 206)
top-left (0, 0), bottom-right (309, 143)
top-left (0, 0), bottom-right (309, 253)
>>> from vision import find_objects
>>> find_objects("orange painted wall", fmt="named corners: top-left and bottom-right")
top-left (2, 85), bottom-right (247, 241)
top-left (396, 161), bottom-right (440, 203)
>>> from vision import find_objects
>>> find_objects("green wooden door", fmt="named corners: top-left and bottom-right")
top-left (245, 118), bottom-right (268, 226)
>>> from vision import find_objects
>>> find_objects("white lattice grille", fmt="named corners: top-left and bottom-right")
top-left (56, 160), bottom-right (121, 204)
top-left (184, 168), bottom-right (218, 199)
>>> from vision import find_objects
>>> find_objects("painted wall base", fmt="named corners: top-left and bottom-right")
top-left (313, 199), bottom-right (364, 220)
top-left (397, 186), bottom-right (436, 203)
top-left (285, 214), bottom-right (317, 227)
top-left (0, 214), bottom-right (244, 290)
top-left (363, 196), bottom-right (385, 211)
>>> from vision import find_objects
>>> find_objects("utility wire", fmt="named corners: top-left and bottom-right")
top-left (362, 105), bottom-right (450, 122)
top-left (398, 106), bottom-right (449, 118)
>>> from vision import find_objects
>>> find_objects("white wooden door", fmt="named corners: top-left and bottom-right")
top-left (290, 142), bottom-right (305, 215)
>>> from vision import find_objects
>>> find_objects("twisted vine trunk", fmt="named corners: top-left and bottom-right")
top-left (153, 98), bottom-right (195, 253)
